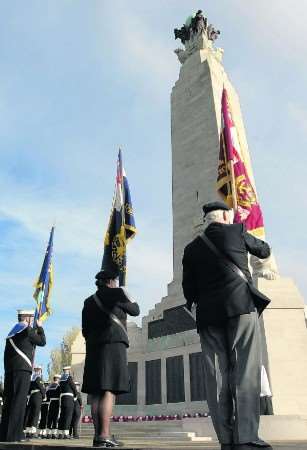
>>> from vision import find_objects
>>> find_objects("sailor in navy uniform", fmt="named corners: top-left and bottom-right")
top-left (25, 365), bottom-right (46, 438)
top-left (57, 366), bottom-right (77, 439)
top-left (69, 382), bottom-right (82, 439)
top-left (0, 309), bottom-right (46, 442)
top-left (46, 374), bottom-right (61, 439)
top-left (38, 381), bottom-right (50, 438)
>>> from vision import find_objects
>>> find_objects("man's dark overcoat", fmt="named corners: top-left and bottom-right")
top-left (182, 222), bottom-right (271, 328)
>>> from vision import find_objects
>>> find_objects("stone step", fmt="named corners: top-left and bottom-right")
top-left (81, 424), bottom-right (183, 431)
top-left (79, 432), bottom-right (212, 442)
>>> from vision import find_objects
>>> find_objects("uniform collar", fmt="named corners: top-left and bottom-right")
top-left (7, 322), bottom-right (28, 338)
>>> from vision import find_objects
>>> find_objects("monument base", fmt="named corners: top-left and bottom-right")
top-left (182, 416), bottom-right (307, 441)
top-left (257, 277), bottom-right (307, 415)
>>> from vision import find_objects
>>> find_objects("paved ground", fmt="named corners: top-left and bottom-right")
top-left (1, 439), bottom-right (307, 450)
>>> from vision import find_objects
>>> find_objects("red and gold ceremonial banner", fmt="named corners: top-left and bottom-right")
top-left (217, 88), bottom-right (264, 237)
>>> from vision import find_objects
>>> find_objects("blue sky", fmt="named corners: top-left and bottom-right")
top-left (0, 1), bottom-right (306, 380)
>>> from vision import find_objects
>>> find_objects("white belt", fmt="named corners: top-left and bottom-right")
top-left (50, 398), bottom-right (60, 401)
top-left (60, 393), bottom-right (74, 398)
top-left (8, 338), bottom-right (32, 368)
top-left (30, 389), bottom-right (40, 395)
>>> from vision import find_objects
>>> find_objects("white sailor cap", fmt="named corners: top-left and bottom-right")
top-left (17, 309), bottom-right (35, 316)
top-left (33, 365), bottom-right (42, 370)
top-left (54, 374), bottom-right (61, 379)
top-left (63, 366), bottom-right (71, 371)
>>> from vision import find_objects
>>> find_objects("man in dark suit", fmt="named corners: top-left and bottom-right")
top-left (182, 202), bottom-right (272, 450)
top-left (0, 309), bottom-right (46, 442)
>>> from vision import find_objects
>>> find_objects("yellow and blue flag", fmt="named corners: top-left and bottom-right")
top-left (102, 149), bottom-right (136, 286)
top-left (33, 226), bottom-right (54, 323)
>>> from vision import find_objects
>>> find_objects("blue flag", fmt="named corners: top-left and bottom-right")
top-left (33, 226), bottom-right (54, 322)
top-left (102, 150), bottom-right (136, 286)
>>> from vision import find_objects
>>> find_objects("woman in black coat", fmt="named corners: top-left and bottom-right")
top-left (81, 269), bottom-right (140, 448)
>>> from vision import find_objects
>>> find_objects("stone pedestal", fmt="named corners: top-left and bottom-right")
top-left (258, 277), bottom-right (307, 415)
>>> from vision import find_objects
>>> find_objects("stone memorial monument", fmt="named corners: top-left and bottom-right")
top-left (72, 10), bottom-right (307, 423)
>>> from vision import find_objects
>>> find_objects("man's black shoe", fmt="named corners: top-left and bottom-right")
top-left (249, 440), bottom-right (272, 448)
top-left (221, 445), bottom-right (233, 450)
top-left (233, 442), bottom-right (272, 450)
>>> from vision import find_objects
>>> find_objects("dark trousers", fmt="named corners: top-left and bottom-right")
top-left (26, 393), bottom-right (43, 429)
top-left (0, 370), bottom-right (31, 442)
top-left (199, 311), bottom-right (261, 444)
top-left (69, 404), bottom-right (81, 437)
top-left (47, 400), bottom-right (60, 429)
top-left (39, 403), bottom-right (49, 429)
top-left (58, 397), bottom-right (74, 431)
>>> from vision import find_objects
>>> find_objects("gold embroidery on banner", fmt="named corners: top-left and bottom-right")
top-left (235, 174), bottom-right (257, 208)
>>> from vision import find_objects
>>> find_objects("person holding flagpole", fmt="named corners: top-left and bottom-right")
top-left (182, 202), bottom-right (272, 450)
top-left (82, 149), bottom-right (139, 448)
top-left (0, 310), bottom-right (46, 442)
top-left (82, 270), bottom-right (140, 448)
top-left (182, 87), bottom-right (275, 450)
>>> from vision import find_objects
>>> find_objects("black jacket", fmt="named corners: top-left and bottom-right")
top-left (4, 326), bottom-right (46, 373)
top-left (182, 222), bottom-right (271, 328)
top-left (29, 376), bottom-right (46, 398)
top-left (46, 383), bottom-right (60, 401)
top-left (60, 376), bottom-right (78, 396)
top-left (82, 287), bottom-right (140, 347)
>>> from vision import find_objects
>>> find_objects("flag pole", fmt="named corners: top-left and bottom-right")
top-left (222, 88), bottom-right (238, 211)
top-left (119, 147), bottom-right (127, 286)
top-left (229, 159), bottom-right (238, 210)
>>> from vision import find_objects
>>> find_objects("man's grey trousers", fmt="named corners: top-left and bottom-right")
top-left (199, 311), bottom-right (261, 445)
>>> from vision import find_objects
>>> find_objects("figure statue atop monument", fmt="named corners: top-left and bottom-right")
top-left (174, 9), bottom-right (219, 45)
top-left (174, 9), bottom-right (222, 64)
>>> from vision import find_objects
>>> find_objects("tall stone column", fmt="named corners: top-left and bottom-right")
top-left (171, 31), bottom-right (307, 415)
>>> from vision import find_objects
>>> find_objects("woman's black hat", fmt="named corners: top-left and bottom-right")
top-left (95, 269), bottom-right (119, 281)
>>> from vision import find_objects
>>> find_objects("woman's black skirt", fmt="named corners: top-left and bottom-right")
top-left (82, 341), bottom-right (130, 395)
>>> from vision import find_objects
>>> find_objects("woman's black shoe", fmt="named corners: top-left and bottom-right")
top-left (93, 436), bottom-right (119, 447)
top-left (111, 435), bottom-right (123, 447)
